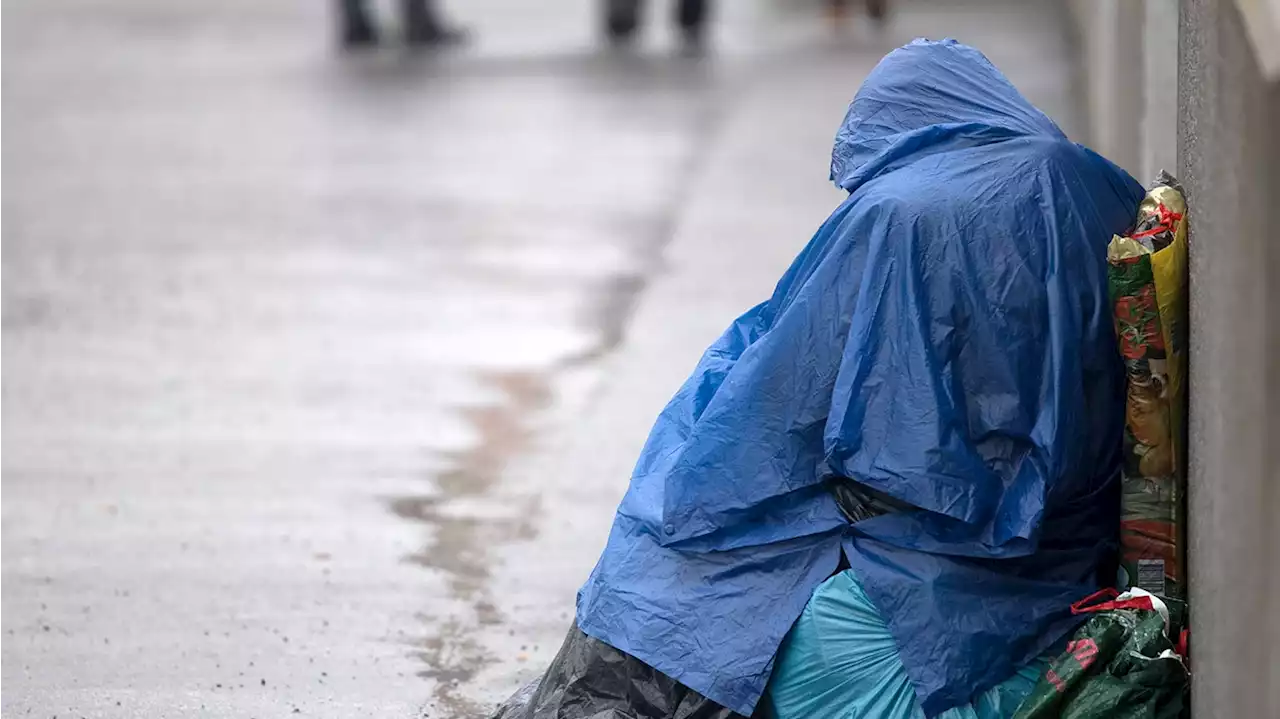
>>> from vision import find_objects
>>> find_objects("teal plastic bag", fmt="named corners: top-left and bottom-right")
top-left (768, 571), bottom-right (1048, 719)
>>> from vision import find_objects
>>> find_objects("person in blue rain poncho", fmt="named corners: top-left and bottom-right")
top-left (574, 39), bottom-right (1144, 717)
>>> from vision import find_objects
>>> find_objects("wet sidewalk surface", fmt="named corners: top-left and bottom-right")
top-left (2, 1), bottom-right (1077, 716)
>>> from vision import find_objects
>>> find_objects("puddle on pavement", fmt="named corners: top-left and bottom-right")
top-left (390, 370), bottom-right (550, 717)
top-left (385, 87), bottom-right (702, 715)
top-left (389, 266), bottom-right (665, 717)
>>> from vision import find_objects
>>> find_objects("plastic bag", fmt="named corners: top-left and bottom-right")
top-left (767, 570), bottom-right (1050, 719)
top-left (827, 477), bottom-right (915, 524)
top-left (490, 623), bottom-right (744, 719)
top-left (1107, 173), bottom-right (1189, 600)
top-left (1011, 588), bottom-right (1189, 719)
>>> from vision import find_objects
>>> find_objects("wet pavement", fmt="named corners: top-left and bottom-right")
top-left (2, 1), bottom-right (1080, 716)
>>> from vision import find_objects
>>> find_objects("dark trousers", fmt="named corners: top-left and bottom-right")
top-left (338, 0), bottom-right (448, 39)
top-left (613, 0), bottom-right (709, 30)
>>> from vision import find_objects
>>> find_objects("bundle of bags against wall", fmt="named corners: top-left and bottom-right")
top-left (494, 40), bottom-right (1190, 719)
top-left (1107, 172), bottom-right (1190, 607)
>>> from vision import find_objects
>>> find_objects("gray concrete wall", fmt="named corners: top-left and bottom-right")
top-left (1065, 0), bottom-right (1179, 179)
top-left (1177, 0), bottom-right (1280, 716)
top-left (1142, 0), bottom-right (1180, 180)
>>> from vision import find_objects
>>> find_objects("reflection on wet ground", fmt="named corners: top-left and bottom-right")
top-left (391, 372), bottom-right (547, 716)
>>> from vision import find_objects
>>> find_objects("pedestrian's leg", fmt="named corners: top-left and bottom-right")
top-left (674, 0), bottom-right (709, 49)
top-left (338, 0), bottom-right (378, 47)
top-left (402, 0), bottom-right (468, 45)
top-left (603, 0), bottom-right (642, 45)
top-left (866, 0), bottom-right (888, 24)
top-left (827, 0), bottom-right (849, 29)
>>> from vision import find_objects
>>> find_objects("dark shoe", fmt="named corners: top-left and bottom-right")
top-left (605, 0), bottom-right (641, 45)
top-left (675, 0), bottom-right (709, 49)
top-left (338, 0), bottom-right (379, 47)
top-left (342, 21), bottom-right (379, 47)
top-left (402, 0), bottom-right (469, 45)
top-left (405, 21), bottom-right (469, 45)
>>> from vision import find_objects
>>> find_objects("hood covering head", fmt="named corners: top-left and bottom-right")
top-left (831, 38), bottom-right (1064, 191)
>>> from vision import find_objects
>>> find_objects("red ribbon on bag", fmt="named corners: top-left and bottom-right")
top-left (1069, 587), bottom-right (1156, 615)
top-left (1129, 202), bottom-right (1184, 240)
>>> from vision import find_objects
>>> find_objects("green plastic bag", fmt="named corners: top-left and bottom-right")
top-left (1013, 588), bottom-right (1189, 719)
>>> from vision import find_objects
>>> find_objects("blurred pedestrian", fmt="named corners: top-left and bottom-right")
top-left (337, 0), bottom-right (467, 48)
top-left (603, 0), bottom-right (710, 49)
top-left (827, 0), bottom-right (889, 29)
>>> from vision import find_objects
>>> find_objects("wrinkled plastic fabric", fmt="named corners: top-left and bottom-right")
top-left (1012, 594), bottom-right (1189, 719)
top-left (577, 38), bottom-right (1144, 716)
top-left (769, 570), bottom-right (1050, 719)
top-left (491, 622), bottom-right (745, 719)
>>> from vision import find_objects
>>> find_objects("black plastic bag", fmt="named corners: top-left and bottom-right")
top-left (827, 476), bottom-right (915, 523)
top-left (491, 623), bottom-right (745, 719)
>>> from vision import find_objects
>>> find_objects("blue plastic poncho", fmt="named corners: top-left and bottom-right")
top-left (576, 39), bottom-right (1143, 716)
